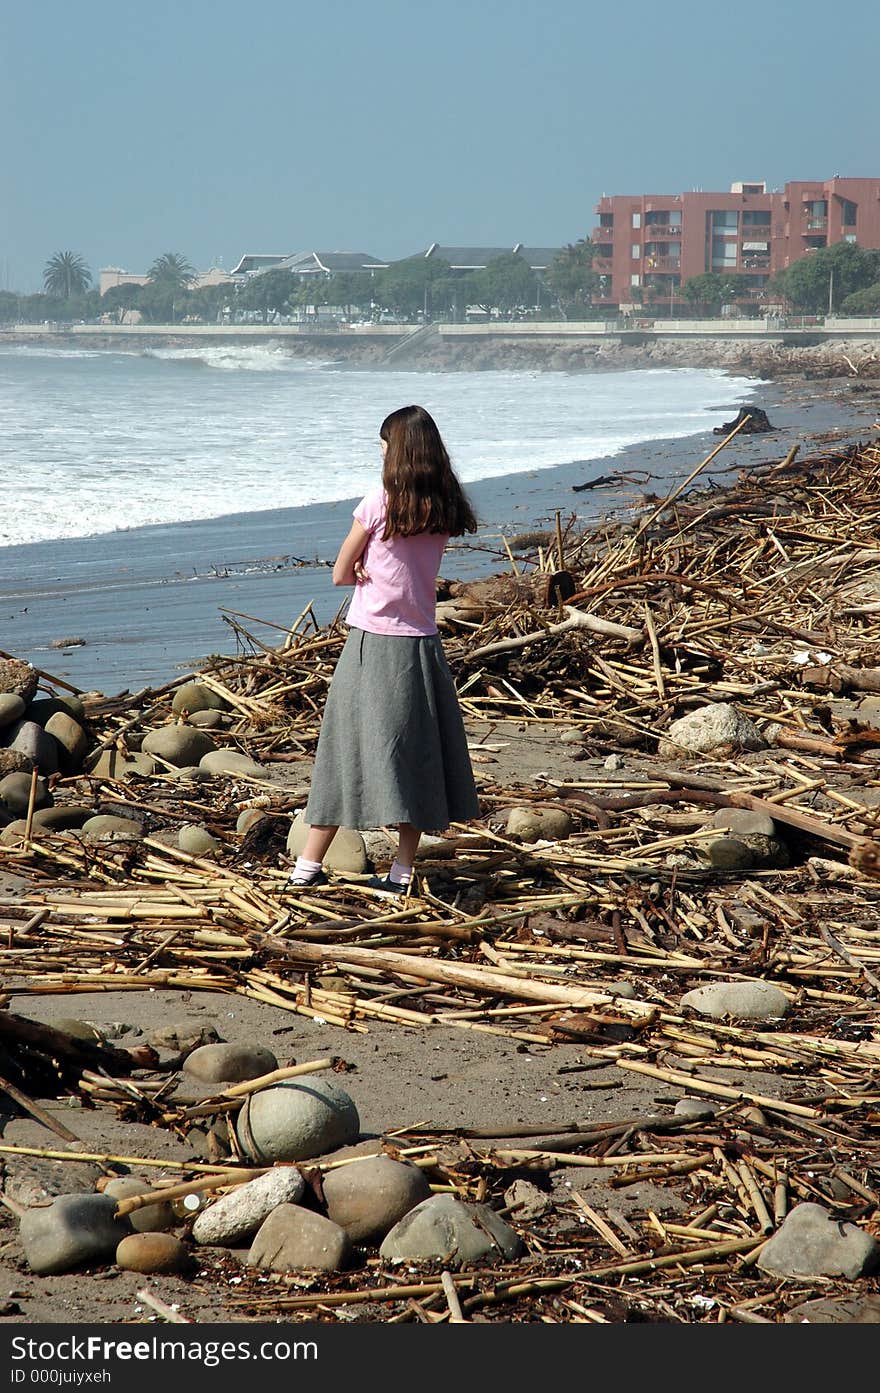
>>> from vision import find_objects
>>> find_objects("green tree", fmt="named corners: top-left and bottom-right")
top-left (147, 251), bottom-right (197, 291)
top-left (101, 284), bottom-right (144, 322)
top-left (839, 282), bottom-right (880, 315)
top-left (43, 251), bottom-right (92, 298)
top-left (373, 255), bottom-right (452, 319)
top-left (324, 272), bottom-right (375, 318)
top-left (546, 240), bottom-right (597, 319)
top-left (682, 273), bottom-right (741, 312)
top-left (239, 268), bottom-right (297, 321)
top-left (770, 241), bottom-right (880, 313)
top-left (470, 253), bottom-right (537, 318)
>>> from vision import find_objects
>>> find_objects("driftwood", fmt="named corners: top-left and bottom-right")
top-left (801, 663), bottom-right (880, 694)
top-left (468, 604), bottom-right (642, 661)
top-left (713, 406), bottom-right (775, 435)
top-left (0, 1010), bottom-right (158, 1095)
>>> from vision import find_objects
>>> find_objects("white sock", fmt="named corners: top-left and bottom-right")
top-left (291, 856), bottom-right (322, 884)
top-left (390, 859), bottom-right (413, 886)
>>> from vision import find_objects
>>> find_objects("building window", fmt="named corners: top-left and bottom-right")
top-left (600, 213), bottom-right (614, 228)
top-left (844, 234), bottom-right (857, 243)
top-left (631, 244), bottom-right (640, 259)
top-left (630, 272), bottom-right (640, 286)
top-left (841, 200), bottom-right (857, 226)
top-left (710, 210), bottom-right (739, 230)
top-left (631, 212), bottom-right (641, 228)
top-left (742, 210), bottom-right (771, 226)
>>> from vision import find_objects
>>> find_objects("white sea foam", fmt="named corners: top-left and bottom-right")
top-left (0, 346), bottom-right (762, 548)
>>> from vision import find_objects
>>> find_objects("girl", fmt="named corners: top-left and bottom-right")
top-left (290, 404), bottom-right (481, 893)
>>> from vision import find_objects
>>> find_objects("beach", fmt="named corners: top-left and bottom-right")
top-left (2, 353), bottom-right (880, 1328)
top-left (2, 367), bottom-right (877, 696)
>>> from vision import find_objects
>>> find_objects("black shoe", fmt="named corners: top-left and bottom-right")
top-left (287, 869), bottom-right (328, 889)
top-left (365, 874), bottom-right (410, 895)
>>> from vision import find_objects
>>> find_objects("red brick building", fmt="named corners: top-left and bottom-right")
top-left (591, 177), bottom-right (880, 311)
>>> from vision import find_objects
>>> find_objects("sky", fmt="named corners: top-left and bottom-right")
top-left (2, 0), bottom-right (879, 292)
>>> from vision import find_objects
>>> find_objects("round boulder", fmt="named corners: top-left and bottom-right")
top-left (103, 1176), bottom-right (175, 1233)
top-left (142, 725), bottom-right (217, 769)
top-left (322, 1155), bottom-right (433, 1243)
top-left (177, 824), bottom-right (220, 856)
top-left (171, 682), bottom-right (229, 717)
top-left (116, 1232), bottom-right (192, 1275)
top-left (0, 771), bottom-right (51, 816)
top-left (80, 815), bottom-right (144, 842)
top-left (286, 814), bottom-right (367, 873)
top-left (379, 1194), bottom-right (524, 1268)
top-left (198, 749), bottom-right (266, 778)
top-left (680, 980), bottom-right (790, 1021)
top-left (236, 1074), bottom-right (360, 1164)
top-left (183, 1042), bottom-right (278, 1085)
top-left (44, 712), bottom-right (90, 773)
top-left (0, 694), bottom-right (26, 730)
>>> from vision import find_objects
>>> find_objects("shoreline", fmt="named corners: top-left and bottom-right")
top-left (1, 370), bottom-right (877, 696)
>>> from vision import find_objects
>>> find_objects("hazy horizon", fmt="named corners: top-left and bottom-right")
top-left (4, 0), bottom-right (879, 294)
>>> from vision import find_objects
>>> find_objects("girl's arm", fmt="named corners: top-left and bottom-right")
top-left (332, 520), bottom-right (370, 586)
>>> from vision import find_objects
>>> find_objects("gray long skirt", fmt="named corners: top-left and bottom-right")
top-left (304, 627), bottom-right (480, 833)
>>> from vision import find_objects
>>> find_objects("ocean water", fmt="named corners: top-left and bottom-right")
top-left (0, 341), bottom-right (762, 548)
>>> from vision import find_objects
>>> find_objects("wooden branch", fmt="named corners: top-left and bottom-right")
top-left (468, 605), bottom-right (642, 661)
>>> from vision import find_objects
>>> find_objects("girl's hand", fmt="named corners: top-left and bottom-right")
top-left (353, 561), bottom-right (369, 583)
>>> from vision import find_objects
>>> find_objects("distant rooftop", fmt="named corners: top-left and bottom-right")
top-left (287, 251), bottom-right (388, 275)
top-left (419, 243), bottom-right (562, 270)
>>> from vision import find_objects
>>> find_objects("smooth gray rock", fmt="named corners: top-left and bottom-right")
top-left (379, 1194), bottom-right (524, 1268)
top-left (704, 835), bottom-right (755, 871)
top-left (177, 824), bottom-right (220, 856)
top-left (236, 1075), bottom-right (360, 1164)
top-left (247, 1204), bottom-right (352, 1272)
top-left (80, 814), bottom-right (144, 842)
top-left (187, 709), bottom-right (226, 728)
top-left (44, 712), bottom-right (89, 773)
top-left (171, 682), bottom-right (229, 716)
top-left (680, 980), bottom-right (790, 1021)
top-left (183, 1042), bottom-right (278, 1084)
top-left (0, 771), bottom-right (51, 816)
top-left (505, 806), bottom-right (572, 843)
top-left (658, 702), bottom-right (766, 758)
top-left (757, 1202), bottom-right (880, 1279)
top-left (25, 695), bottom-right (86, 725)
top-left (322, 1155), bottom-right (432, 1243)
top-left (193, 1167), bottom-right (305, 1246)
top-left (141, 725), bottom-right (217, 768)
top-left (198, 749), bottom-right (265, 778)
top-left (286, 813), bottom-right (367, 872)
top-left (674, 1097), bottom-right (718, 1120)
top-left (103, 1177), bottom-right (175, 1233)
top-left (8, 721), bottom-right (60, 776)
top-left (784, 1294), bottom-right (880, 1323)
top-left (19, 1193), bottom-right (132, 1275)
top-left (236, 808), bottom-right (267, 835)
top-left (116, 1232), bottom-right (192, 1274)
top-left (0, 694), bottom-right (26, 729)
top-left (710, 807), bottom-right (777, 838)
top-left (33, 805), bottom-right (91, 830)
top-left (86, 749), bottom-right (157, 779)
top-left (147, 1023), bottom-right (221, 1054)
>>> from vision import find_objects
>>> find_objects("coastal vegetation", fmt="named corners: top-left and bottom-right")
top-left (42, 250), bottom-right (92, 298)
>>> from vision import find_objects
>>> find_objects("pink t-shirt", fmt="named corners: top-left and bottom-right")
top-left (345, 486), bottom-right (448, 637)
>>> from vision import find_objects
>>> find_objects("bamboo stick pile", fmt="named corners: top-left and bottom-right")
top-left (1, 433), bottom-right (880, 1322)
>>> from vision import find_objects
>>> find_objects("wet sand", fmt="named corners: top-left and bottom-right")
top-left (1, 374), bottom-right (876, 695)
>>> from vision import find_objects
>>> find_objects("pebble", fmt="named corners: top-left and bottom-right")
top-left (192, 1166), bottom-right (305, 1246)
top-left (704, 835), bottom-right (755, 871)
top-left (236, 808), bottom-right (267, 835)
top-left (710, 807), bottom-right (777, 838)
top-left (116, 1232), bottom-right (192, 1274)
top-left (0, 694), bottom-right (26, 729)
top-left (19, 1194), bottom-right (132, 1275)
top-left (147, 1023), bottom-right (221, 1054)
top-left (247, 1204), bottom-right (352, 1272)
top-left (757, 1202), bottom-right (880, 1279)
top-left (673, 1097), bottom-right (718, 1120)
top-left (680, 980), bottom-right (790, 1021)
top-left (183, 1042), bottom-right (278, 1084)
top-left (86, 749), bottom-right (157, 778)
top-left (0, 771), bottom-right (51, 816)
top-left (187, 709), bottom-right (226, 728)
top-left (236, 1074), bottom-right (360, 1163)
top-left (503, 1178), bottom-right (553, 1221)
top-left (505, 806), bottom-right (572, 843)
top-left (379, 1194), bottom-right (524, 1268)
top-left (8, 720), bottom-right (60, 776)
top-left (322, 1155), bottom-right (432, 1243)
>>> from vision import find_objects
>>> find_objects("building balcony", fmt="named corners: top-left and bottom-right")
top-left (804, 218), bottom-right (828, 231)
top-left (644, 258), bottom-right (681, 272)
top-left (643, 223), bottom-right (682, 238)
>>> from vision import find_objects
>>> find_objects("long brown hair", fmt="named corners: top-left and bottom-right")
top-left (379, 405), bottom-right (478, 539)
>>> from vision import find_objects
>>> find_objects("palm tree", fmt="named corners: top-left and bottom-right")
top-left (147, 252), bottom-right (197, 289)
top-left (43, 251), bottom-right (92, 298)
